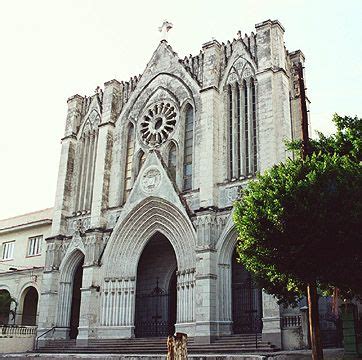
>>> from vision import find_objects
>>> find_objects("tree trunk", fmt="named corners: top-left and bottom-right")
top-left (307, 283), bottom-right (324, 360)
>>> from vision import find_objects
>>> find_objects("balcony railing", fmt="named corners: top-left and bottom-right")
top-left (0, 325), bottom-right (37, 337)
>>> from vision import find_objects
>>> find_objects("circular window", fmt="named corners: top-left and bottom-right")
top-left (139, 102), bottom-right (178, 146)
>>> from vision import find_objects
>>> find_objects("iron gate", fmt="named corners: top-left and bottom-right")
top-left (232, 277), bottom-right (263, 334)
top-left (318, 297), bottom-right (343, 348)
top-left (135, 279), bottom-right (174, 337)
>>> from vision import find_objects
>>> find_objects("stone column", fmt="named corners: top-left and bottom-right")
top-left (98, 277), bottom-right (136, 339)
top-left (52, 95), bottom-right (84, 236)
top-left (193, 211), bottom-right (222, 343)
top-left (194, 250), bottom-right (218, 343)
top-left (289, 50), bottom-right (306, 142)
top-left (199, 40), bottom-right (222, 208)
top-left (176, 268), bottom-right (196, 336)
top-left (36, 236), bottom-right (66, 343)
top-left (90, 122), bottom-right (114, 228)
top-left (91, 79), bottom-right (121, 227)
top-left (76, 231), bottom-right (103, 344)
top-left (262, 292), bottom-right (282, 348)
top-left (255, 20), bottom-right (293, 172)
top-left (217, 263), bottom-right (232, 335)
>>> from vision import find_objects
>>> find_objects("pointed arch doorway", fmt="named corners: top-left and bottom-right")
top-left (231, 248), bottom-right (262, 334)
top-left (69, 257), bottom-right (84, 339)
top-left (56, 250), bottom-right (84, 340)
top-left (135, 232), bottom-right (177, 337)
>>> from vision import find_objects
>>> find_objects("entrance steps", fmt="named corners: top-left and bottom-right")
top-left (37, 334), bottom-right (278, 354)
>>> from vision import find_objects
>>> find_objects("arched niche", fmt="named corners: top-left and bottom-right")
top-left (20, 286), bottom-right (39, 325)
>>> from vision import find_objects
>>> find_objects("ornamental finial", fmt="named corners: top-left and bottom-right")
top-left (159, 20), bottom-right (173, 42)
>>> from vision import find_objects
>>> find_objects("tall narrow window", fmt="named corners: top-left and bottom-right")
top-left (138, 150), bottom-right (146, 176)
top-left (2, 241), bottom-right (14, 260)
top-left (75, 112), bottom-right (100, 213)
top-left (251, 79), bottom-right (257, 173)
top-left (244, 80), bottom-right (249, 175)
top-left (236, 84), bottom-right (241, 178)
top-left (168, 142), bottom-right (177, 181)
top-left (124, 124), bottom-right (135, 202)
top-left (228, 85), bottom-right (233, 179)
top-left (28, 236), bottom-right (42, 256)
top-left (183, 105), bottom-right (194, 191)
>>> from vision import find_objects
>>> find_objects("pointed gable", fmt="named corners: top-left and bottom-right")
top-left (122, 150), bottom-right (188, 219)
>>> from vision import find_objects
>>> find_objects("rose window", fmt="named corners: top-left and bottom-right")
top-left (139, 102), bottom-right (178, 146)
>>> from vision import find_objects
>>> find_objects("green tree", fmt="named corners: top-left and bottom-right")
top-left (288, 114), bottom-right (362, 162)
top-left (233, 115), bottom-right (362, 359)
top-left (0, 291), bottom-right (17, 325)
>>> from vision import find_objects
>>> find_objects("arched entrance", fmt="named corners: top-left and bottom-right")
top-left (56, 249), bottom-right (84, 339)
top-left (21, 287), bottom-right (38, 325)
top-left (231, 249), bottom-right (262, 334)
top-left (69, 258), bottom-right (84, 339)
top-left (0, 289), bottom-right (12, 325)
top-left (135, 232), bottom-right (177, 337)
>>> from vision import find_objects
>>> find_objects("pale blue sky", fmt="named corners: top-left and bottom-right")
top-left (0, 0), bottom-right (361, 219)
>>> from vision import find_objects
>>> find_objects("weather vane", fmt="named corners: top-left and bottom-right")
top-left (159, 20), bottom-right (173, 42)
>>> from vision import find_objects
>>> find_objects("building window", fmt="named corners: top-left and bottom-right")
top-left (183, 104), bottom-right (194, 191)
top-left (124, 124), bottom-right (135, 202)
top-left (2, 241), bottom-right (14, 260)
top-left (228, 85), bottom-right (233, 179)
top-left (251, 79), bottom-right (257, 172)
top-left (168, 142), bottom-right (177, 181)
top-left (28, 236), bottom-right (42, 257)
top-left (236, 84), bottom-right (241, 177)
top-left (243, 80), bottom-right (249, 175)
top-left (75, 110), bottom-right (100, 213)
top-left (137, 150), bottom-right (146, 176)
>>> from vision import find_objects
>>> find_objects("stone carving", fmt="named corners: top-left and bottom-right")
top-left (83, 109), bottom-right (100, 133)
top-left (68, 216), bottom-right (91, 235)
top-left (242, 66), bottom-right (252, 79)
top-left (141, 166), bottom-right (162, 193)
top-left (219, 184), bottom-right (242, 208)
top-left (139, 101), bottom-right (178, 146)
top-left (194, 213), bottom-right (228, 248)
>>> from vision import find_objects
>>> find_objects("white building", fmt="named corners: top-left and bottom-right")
top-left (35, 19), bottom-right (315, 349)
top-left (0, 208), bottom-right (52, 326)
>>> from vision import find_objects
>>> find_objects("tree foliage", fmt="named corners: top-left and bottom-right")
top-left (233, 115), bottom-right (362, 305)
top-left (0, 291), bottom-right (17, 325)
top-left (287, 114), bottom-right (362, 162)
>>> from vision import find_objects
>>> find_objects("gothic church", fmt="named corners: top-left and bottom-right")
top-left (38, 19), bottom-right (306, 348)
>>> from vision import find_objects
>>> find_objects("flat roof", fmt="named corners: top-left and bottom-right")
top-left (0, 208), bottom-right (53, 232)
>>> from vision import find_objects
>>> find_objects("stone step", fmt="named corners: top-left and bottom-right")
top-left (37, 335), bottom-right (277, 354)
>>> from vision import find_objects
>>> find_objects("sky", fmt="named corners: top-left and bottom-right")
top-left (0, 0), bottom-right (361, 219)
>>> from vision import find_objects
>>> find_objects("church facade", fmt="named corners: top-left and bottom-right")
top-left (37, 20), bottom-right (307, 347)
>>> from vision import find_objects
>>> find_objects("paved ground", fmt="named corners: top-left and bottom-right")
top-left (0, 348), bottom-right (354, 359)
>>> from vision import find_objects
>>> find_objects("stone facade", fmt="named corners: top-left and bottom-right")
top-left (37, 20), bottom-right (308, 348)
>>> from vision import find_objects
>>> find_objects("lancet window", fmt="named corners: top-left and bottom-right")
top-left (183, 104), bottom-right (194, 191)
top-left (168, 142), bottom-right (177, 181)
top-left (138, 150), bottom-right (146, 175)
top-left (226, 73), bottom-right (258, 180)
top-left (75, 110), bottom-right (100, 213)
top-left (124, 124), bottom-right (135, 202)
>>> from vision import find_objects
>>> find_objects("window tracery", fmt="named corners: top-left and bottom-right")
top-left (124, 124), bottom-right (135, 202)
top-left (226, 67), bottom-right (258, 180)
top-left (183, 104), bottom-right (194, 191)
top-left (75, 110), bottom-right (100, 213)
top-left (139, 101), bottom-right (178, 147)
top-left (168, 142), bottom-right (177, 181)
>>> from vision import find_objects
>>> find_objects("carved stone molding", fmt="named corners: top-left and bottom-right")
top-left (141, 166), bottom-right (162, 194)
top-left (193, 213), bottom-right (228, 248)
